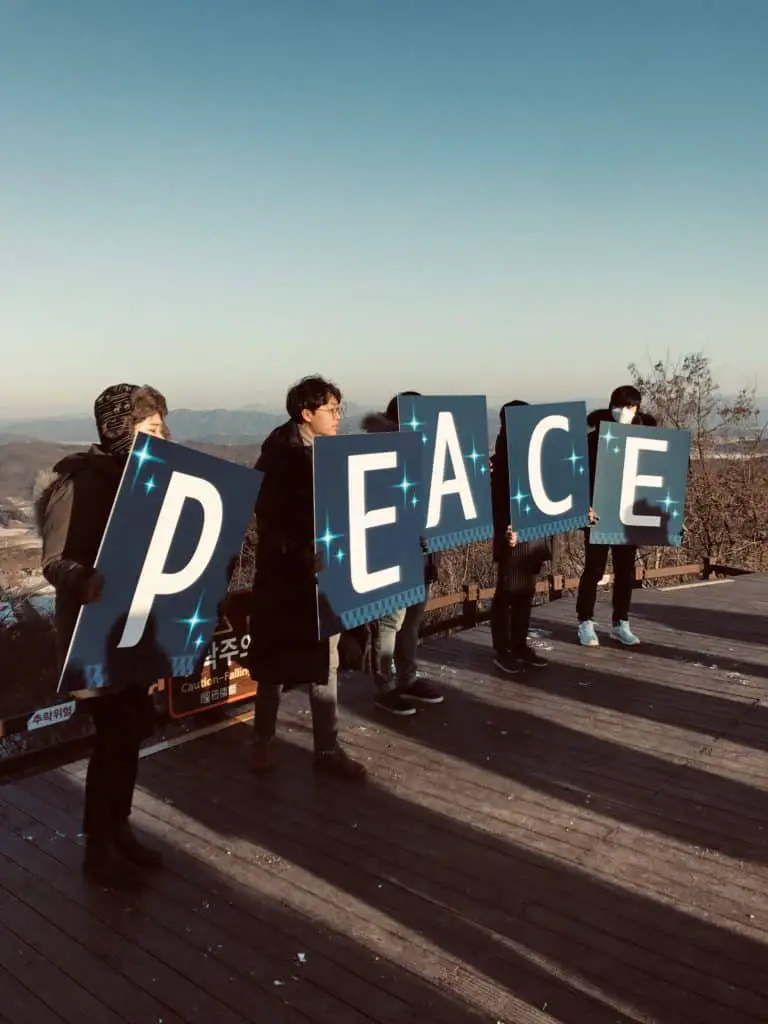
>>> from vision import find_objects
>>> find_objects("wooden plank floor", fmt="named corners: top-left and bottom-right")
top-left (2, 574), bottom-right (768, 1023)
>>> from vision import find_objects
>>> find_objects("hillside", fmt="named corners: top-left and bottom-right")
top-left (0, 440), bottom-right (82, 503)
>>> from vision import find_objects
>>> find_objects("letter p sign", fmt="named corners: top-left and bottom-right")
top-left (58, 434), bottom-right (263, 694)
top-left (119, 472), bottom-right (223, 647)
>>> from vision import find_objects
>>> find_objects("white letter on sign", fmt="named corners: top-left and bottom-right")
top-left (119, 471), bottom-right (224, 647)
top-left (620, 436), bottom-right (668, 527)
top-left (528, 414), bottom-right (573, 517)
top-left (426, 412), bottom-right (477, 529)
top-left (348, 451), bottom-right (400, 594)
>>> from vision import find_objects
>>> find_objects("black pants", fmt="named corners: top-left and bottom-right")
top-left (491, 575), bottom-right (536, 654)
top-left (252, 635), bottom-right (340, 754)
top-left (576, 531), bottom-right (637, 625)
top-left (83, 685), bottom-right (154, 841)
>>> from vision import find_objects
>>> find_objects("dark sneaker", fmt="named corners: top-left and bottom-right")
top-left (113, 822), bottom-right (164, 869)
top-left (513, 645), bottom-right (549, 668)
top-left (399, 679), bottom-right (444, 704)
top-left (83, 840), bottom-right (142, 889)
top-left (493, 652), bottom-right (521, 674)
top-left (313, 746), bottom-right (368, 781)
top-left (250, 737), bottom-right (278, 774)
top-left (375, 690), bottom-right (417, 716)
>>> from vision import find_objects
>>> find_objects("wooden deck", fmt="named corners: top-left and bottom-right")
top-left (1, 573), bottom-right (767, 1023)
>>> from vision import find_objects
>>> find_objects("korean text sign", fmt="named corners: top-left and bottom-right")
top-left (504, 401), bottom-right (591, 540)
top-left (591, 423), bottom-right (691, 547)
top-left (397, 394), bottom-right (493, 553)
top-left (59, 434), bottom-right (263, 693)
top-left (313, 431), bottom-right (426, 638)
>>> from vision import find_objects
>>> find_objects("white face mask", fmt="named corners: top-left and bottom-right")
top-left (611, 406), bottom-right (637, 425)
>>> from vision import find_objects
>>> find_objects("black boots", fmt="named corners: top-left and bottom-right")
top-left (83, 823), bottom-right (163, 888)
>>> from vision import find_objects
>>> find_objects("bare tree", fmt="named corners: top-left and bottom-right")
top-left (629, 353), bottom-right (766, 572)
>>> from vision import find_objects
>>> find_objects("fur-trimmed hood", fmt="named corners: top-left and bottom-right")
top-left (587, 407), bottom-right (657, 429)
top-left (361, 412), bottom-right (398, 433)
top-left (33, 446), bottom-right (120, 536)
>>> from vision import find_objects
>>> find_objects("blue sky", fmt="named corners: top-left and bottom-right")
top-left (2, 0), bottom-right (766, 417)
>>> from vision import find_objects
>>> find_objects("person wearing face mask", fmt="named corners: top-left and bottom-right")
top-left (36, 383), bottom-right (168, 887)
top-left (576, 385), bottom-right (657, 647)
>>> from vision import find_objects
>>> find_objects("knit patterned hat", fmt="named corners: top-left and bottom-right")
top-left (94, 383), bottom-right (140, 458)
top-left (93, 383), bottom-right (168, 459)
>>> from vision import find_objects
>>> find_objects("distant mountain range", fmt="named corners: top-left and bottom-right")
top-left (1, 395), bottom-right (764, 447)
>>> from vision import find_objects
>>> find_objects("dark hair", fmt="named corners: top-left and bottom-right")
top-left (286, 376), bottom-right (342, 423)
top-left (498, 398), bottom-right (528, 424)
top-left (609, 384), bottom-right (642, 409)
top-left (385, 390), bottom-right (421, 426)
top-left (132, 385), bottom-right (168, 423)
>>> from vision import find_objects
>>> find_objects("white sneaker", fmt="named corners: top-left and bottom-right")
top-left (577, 621), bottom-right (600, 647)
top-left (610, 620), bottom-right (640, 646)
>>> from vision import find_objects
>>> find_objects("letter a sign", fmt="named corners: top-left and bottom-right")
top-left (59, 434), bottom-right (263, 693)
top-left (397, 394), bottom-right (493, 552)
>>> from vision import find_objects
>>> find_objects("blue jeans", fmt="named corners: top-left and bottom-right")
top-left (375, 601), bottom-right (426, 691)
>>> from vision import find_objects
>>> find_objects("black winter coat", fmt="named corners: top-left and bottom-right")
top-left (36, 447), bottom-right (124, 669)
top-left (586, 408), bottom-right (658, 498)
top-left (247, 421), bottom-right (330, 688)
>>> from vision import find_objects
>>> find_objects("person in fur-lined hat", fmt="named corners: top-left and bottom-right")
top-left (576, 384), bottom-right (657, 648)
top-left (361, 393), bottom-right (444, 716)
top-left (36, 383), bottom-right (168, 888)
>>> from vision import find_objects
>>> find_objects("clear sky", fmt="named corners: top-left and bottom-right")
top-left (2, 0), bottom-right (766, 417)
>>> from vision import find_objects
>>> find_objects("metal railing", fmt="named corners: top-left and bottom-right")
top-left (0, 558), bottom-right (735, 773)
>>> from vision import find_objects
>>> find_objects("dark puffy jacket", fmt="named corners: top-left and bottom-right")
top-left (586, 408), bottom-right (658, 498)
top-left (36, 447), bottom-right (124, 668)
top-left (247, 420), bottom-right (330, 688)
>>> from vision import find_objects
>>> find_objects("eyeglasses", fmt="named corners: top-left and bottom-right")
top-left (317, 404), bottom-right (343, 419)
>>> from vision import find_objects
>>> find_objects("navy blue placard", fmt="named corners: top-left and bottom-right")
top-left (591, 422), bottom-right (691, 547)
top-left (504, 401), bottom-right (591, 540)
top-left (313, 431), bottom-right (426, 638)
top-left (59, 434), bottom-right (263, 693)
top-left (396, 394), bottom-right (493, 553)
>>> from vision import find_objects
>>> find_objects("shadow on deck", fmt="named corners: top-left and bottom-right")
top-left (1, 575), bottom-right (767, 1023)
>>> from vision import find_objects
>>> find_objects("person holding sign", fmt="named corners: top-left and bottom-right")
top-left (489, 401), bottom-right (551, 673)
top-left (248, 376), bottom-right (367, 780)
top-left (576, 385), bottom-right (657, 647)
top-left (361, 394), bottom-right (445, 716)
top-left (37, 383), bottom-right (168, 888)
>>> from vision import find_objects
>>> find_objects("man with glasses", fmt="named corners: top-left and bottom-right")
top-left (247, 375), bottom-right (367, 780)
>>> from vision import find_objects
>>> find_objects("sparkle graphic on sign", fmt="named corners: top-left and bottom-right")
top-left (410, 493), bottom-right (419, 509)
top-left (394, 466), bottom-right (417, 506)
top-left (194, 634), bottom-right (205, 650)
top-left (659, 490), bottom-right (680, 516)
top-left (402, 402), bottom-right (429, 444)
top-left (512, 483), bottom-right (530, 515)
top-left (178, 594), bottom-right (210, 649)
top-left (335, 548), bottom-right (346, 564)
top-left (316, 516), bottom-right (344, 561)
top-left (602, 427), bottom-right (616, 447)
top-left (131, 435), bottom-right (164, 489)
top-left (613, 445), bottom-right (621, 455)
top-left (564, 446), bottom-right (585, 476)
top-left (464, 440), bottom-right (486, 478)
top-left (144, 475), bottom-right (157, 495)
top-left (404, 410), bottom-right (423, 434)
